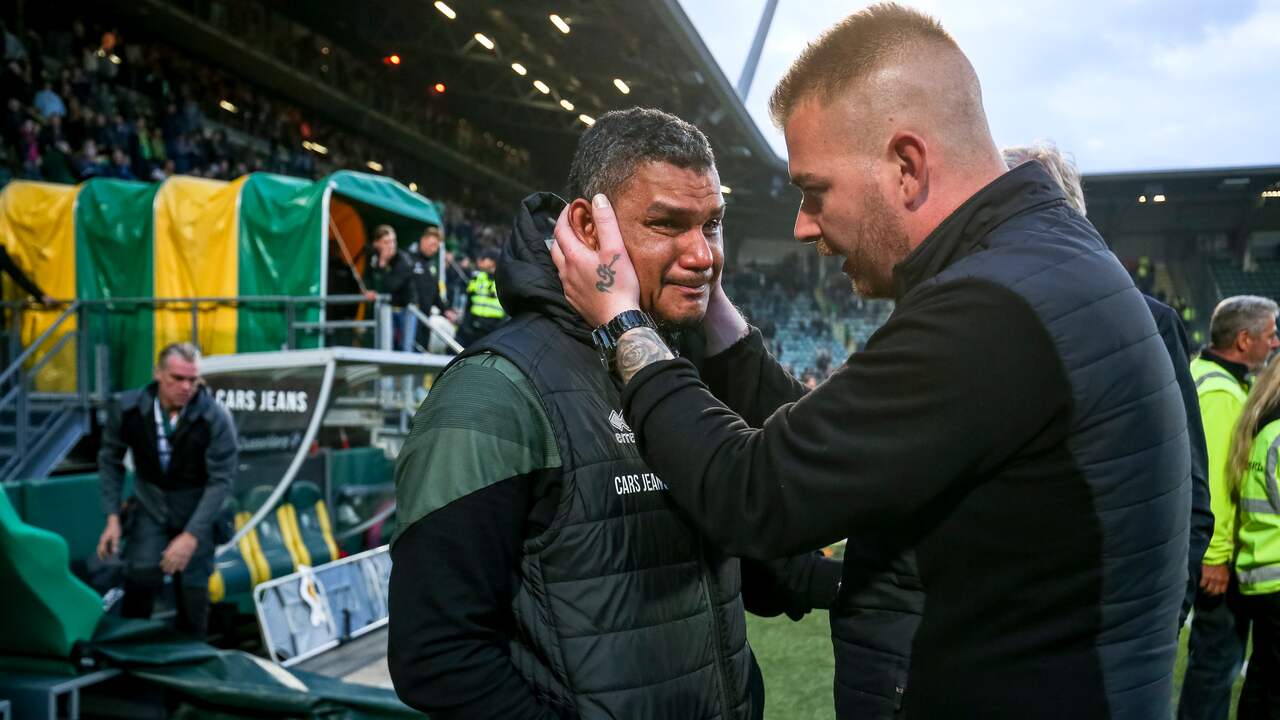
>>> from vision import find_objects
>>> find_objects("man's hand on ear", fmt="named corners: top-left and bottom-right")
top-left (551, 194), bottom-right (640, 328)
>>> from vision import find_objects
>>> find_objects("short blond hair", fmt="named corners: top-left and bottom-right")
top-left (768, 3), bottom-right (956, 128)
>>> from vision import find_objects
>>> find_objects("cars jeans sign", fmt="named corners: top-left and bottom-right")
top-left (207, 371), bottom-right (323, 454)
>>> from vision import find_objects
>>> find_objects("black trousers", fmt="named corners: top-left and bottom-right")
top-left (1239, 590), bottom-right (1280, 720)
top-left (121, 507), bottom-right (215, 638)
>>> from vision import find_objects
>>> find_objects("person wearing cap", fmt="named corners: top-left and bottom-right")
top-left (455, 246), bottom-right (507, 346)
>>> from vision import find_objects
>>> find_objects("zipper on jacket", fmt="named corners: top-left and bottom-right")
top-left (698, 538), bottom-right (736, 716)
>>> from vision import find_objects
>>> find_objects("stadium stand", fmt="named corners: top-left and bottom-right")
top-left (0, 8), bottom-right (513, 269)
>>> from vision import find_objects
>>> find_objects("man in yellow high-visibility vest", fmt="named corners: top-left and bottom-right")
top-left (1180, 295), bottom-right (1279, 720)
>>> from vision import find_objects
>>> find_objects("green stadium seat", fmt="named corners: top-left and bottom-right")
top-left (0, 488), bottom-right (102, 659)
top-left (286, 481), bottom-right (340, 567)
top-left (244, 486), bottom-right (302, 580)
top-left (207, 497), bottom-right (256, 603)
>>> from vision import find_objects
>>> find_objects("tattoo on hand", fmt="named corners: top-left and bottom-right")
top-left (616, 327), bottom-right (674, 384)
top-left (595, 254), bottom-right (620, 293)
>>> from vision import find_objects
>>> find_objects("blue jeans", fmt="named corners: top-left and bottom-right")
top-left (394, 310), bottom-right (418, 352)
top-left (1178, 584), bottom-right (1250, 720)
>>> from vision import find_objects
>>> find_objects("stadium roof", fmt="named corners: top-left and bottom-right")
top-left (1083, 165), bottom-right (1280, 246)
top-left (262, 0), bottom-right (795, 230)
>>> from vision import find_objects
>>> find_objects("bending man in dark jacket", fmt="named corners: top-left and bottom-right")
top-left (96, 342), bottom-right (238, 638)
top-left (388, 108), bottom-right (840, 720)
top-left (552, 6), bottom-right (1189, 718)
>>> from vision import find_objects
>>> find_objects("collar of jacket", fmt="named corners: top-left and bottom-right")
top-left (132, 381), bottom-right (215, 423)
top-left (496, 192), bottom-right (594, 345)
top-left (891, 161), bottom-right (1070, 301)
top-left (1199, 347), bottom-right (1251, 385)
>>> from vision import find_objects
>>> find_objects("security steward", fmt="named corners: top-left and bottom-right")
top-left (1180, 295), bottom-right (1279, 720)
top-left (96, 342), bottom-right (238, 638)
top-left (455, 246), bottom-right (507, 346)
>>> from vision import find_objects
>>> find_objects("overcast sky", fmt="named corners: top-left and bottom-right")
top-left (676, 0), bottom-right (1279, 173)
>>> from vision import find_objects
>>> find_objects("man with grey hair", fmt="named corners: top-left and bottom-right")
top-left (1182, 295), bottom-right (1278, 720)
top-left (388, 107), bottom-right (840, 719)
top-left (1001, 141), bottom-right (1086, 215)
top-left (96, 342), bottom-right (237, 638)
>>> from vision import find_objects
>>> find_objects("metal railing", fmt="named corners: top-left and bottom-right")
top-left (0, 301), bottom-right (91, 482)
top-left (0, 293), bottom-right (416, 480)
top-left (405, 303), bottom-right (465, 355)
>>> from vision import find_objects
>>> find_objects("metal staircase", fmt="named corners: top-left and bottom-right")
top-left (0, 303), bottom-right (93, 484)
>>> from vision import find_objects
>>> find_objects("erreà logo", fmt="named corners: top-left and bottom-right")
top-left (609, 410), bottom-right (635, 444)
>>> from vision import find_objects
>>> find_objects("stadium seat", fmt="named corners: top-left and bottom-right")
top-left (0, 489), bottom-right (102, 659)
top-left (244, 486), bottom-right (303, 579)
top-left (207, 497), bottom-right (259, 603)
top-left (285, 481), bottom-right (341, 567)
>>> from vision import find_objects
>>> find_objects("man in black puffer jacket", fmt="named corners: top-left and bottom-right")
top-left (551, 6), bottom-right (1190, 718)
top-left (389, 108), bottom-right (840, 720)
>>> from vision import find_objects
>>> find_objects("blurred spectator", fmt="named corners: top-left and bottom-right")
top-left (104, 147), bottom-right (134, 179)
top-left (1, 21), bottom-right (27, 63)
top-left (73, 138), bottom-right (103, 179)
top-left (33, 78), bottom-right (65, 118)
top-left (41, 140), bottom-right (76, 184)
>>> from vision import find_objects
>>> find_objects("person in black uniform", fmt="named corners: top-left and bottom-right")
top-left (366, 224), bottom-right (418, 351)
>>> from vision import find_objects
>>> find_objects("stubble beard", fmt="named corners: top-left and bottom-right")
top-left (848, 193), bottom-right (910, 299)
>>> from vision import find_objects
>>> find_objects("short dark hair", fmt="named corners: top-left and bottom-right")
top-left (768, 3), bottom-right (955, 128)
top-left (566, 107), bottom-right (715, 201)
top-left (372, 224), bottom-right (395, 241)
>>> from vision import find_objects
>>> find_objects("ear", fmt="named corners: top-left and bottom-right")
top-left (1237, 329), bottom-right (1253, 353)
top-left (889, 131), bottom-right (928, 211)
top-left (567, 198), bottom-right (600, 251)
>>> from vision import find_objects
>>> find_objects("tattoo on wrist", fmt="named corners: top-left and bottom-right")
top-left (595, 254), bottom-right (620, 293)
top-left (616, 326), bottom-right (674, 384)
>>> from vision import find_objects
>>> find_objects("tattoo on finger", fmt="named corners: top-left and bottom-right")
top-left (596, 254), bottom-right (620, 293)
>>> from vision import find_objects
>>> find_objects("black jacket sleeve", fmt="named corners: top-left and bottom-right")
top-left (704, 328), bottom-right (843, 618)
top-left (1145, 296), bottom-right (1212, 625)
top-left (97, 395), bottom-right (129, 516)
top-left (702, 327), bottom-right (807, 426)
top-left (741, 554), bottom-right (844, 620)
top-left (388, 475), bottom-right (565, 720)
top-left (621, 279), bottom-right (1065, 560)
top-left (0, 244), bottom-right (46, 299)
top-left (371, 253), bottom-right (417, 307)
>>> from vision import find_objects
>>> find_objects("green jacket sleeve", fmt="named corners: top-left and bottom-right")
top-left (393, 353), bottom-right (560, 542)
top-left (1201, 390), bottom-right (1244, 565)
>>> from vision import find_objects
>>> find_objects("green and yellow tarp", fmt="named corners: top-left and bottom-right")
top-left (0, 171), bottom-right (440, 391)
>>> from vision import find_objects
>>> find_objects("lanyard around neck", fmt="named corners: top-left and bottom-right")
top-left (155, 399), bottom-right (179, 439)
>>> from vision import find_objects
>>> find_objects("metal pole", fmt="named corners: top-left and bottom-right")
top-left (736, 0), bottom-right (779, 100)
top-left (286, 301), bottom-right (297, 350)
top-left (96, 343), bottom-right (111, 401)
top-left (76, 305), bottom-right (88, 405)
top-left (377, 301), bottom-right (393, 352)
top-left (189, 301), bottom-right (200, 346)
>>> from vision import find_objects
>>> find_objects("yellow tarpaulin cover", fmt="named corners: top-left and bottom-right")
top-left (152, 176), bottom-right (243, 356)
top-left (0, 182), bottom-right (80, 391)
